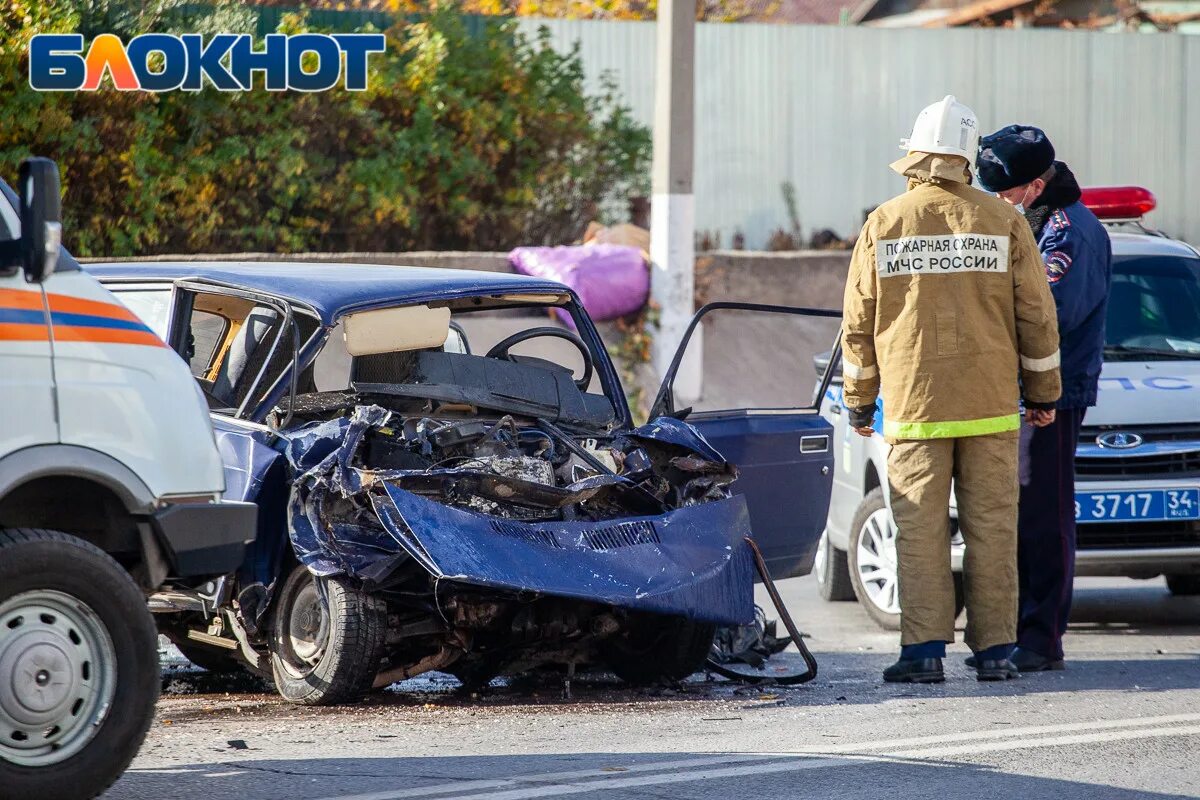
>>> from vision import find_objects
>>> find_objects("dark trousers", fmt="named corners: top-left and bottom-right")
top-left (1017, 407), bottom-right (1085, 660)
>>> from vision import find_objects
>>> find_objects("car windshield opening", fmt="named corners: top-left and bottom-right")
top-left (1105, 255), bottom-right (1200, 359)
top-left (301, 298), bottom-right (619, 430)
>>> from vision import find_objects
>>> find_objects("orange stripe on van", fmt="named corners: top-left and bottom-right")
top-left (0, 322), bottom-right (49, 341)
top-left (52, 326), bottom-right (166, 348)
top-left (45, 292), bottom-right (146, 324)
top-left (0, 289), bottom-right (47, 311)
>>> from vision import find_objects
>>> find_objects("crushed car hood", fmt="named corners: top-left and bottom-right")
top-left (284, 406), bottom-right (755, 626)
top-left (374, 486), bottom-right (754, 625)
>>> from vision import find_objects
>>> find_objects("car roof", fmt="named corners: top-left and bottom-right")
top-left (85, 261), bottom-right (570, 326)
top-left (1109, 230), bottom-right (1200, 260)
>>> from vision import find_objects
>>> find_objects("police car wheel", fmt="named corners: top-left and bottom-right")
top-left (815, 530), bottom-right (855, 602)
top-left (847, 489), bottom-right (903, 630)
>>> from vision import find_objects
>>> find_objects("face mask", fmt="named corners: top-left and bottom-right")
top-left (1010, 186), bottom-right (1033, 214)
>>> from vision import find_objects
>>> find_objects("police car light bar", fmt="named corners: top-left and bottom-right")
top-left (1080, 186), bottom-right (1156, 220)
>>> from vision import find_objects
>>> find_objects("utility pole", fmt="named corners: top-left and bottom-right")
top-left (649, 0), bottom-right (701, 404)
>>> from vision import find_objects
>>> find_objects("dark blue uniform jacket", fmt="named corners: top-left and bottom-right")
top-left (1037, 201), bottom-right (1112, 408)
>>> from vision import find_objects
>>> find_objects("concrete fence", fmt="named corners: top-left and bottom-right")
top-left (512, 19), bottom-right (1200, 251)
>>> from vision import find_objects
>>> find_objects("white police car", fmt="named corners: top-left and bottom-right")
top-left (816, 187), bottom-right (1200, 630)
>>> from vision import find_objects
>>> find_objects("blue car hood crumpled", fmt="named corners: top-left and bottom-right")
top-left (283, 405), bottom-right (755, 626)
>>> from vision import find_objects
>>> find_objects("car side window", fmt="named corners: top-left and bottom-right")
top-left (188, 310), bottom-right (229, 378)
top-left (111, 288), bottom-right (173, 340)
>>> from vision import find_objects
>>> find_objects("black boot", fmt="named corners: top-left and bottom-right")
top-left (975, 658), bottom-right (1019, 681)
top-left (883, 658), bottom-right (944, 684)
top-left (1011, 647), bottom-right (1066, 672)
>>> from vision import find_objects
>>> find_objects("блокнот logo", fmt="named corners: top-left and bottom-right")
top-left (29, 33), bottom-right (387, 92)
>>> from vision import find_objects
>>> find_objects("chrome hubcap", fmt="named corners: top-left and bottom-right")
top-left (0, 590), bottom-right (116, 767)
top-left (282, 579), bottom-right (328, 675)
top-left (856, 508), bottom-right (901, 615)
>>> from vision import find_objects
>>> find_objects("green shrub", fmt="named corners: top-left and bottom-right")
top-left (0, 3), bottom-right (649, 256)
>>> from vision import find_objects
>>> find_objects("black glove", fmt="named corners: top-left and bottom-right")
top-left (848, 405), bottom-right (876, 429)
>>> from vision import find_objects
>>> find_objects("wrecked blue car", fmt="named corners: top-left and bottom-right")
top-left (92, 262), bottom-right (837, 704)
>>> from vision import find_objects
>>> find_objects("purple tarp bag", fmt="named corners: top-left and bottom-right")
top-left (508, 244), bottom-right (649, 329)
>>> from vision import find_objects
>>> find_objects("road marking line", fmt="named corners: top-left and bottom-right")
top-left (316, 711), bottom-right (1200, 800)
top-left (756, 710), bottom-right (1200, 755)
top-left (320, 755), bottom-right (781, 800)
top-left (430, 724), bottom-right (1200, 800)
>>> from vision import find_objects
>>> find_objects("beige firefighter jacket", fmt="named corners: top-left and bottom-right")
top-left (841, 153), bottom-right (1062, 441)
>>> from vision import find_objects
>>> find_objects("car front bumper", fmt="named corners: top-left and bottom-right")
top-left (151, 499), bottom-right (257, 577)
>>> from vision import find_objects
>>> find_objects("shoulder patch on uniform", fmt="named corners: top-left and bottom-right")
top-left (1049, 209), bottom-right (1071, 231)
top-left (1045, 250), bottom-right (1073, 283)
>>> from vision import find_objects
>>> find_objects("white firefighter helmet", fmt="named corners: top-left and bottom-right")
top-left (899, 95), bottom-right (979, 165)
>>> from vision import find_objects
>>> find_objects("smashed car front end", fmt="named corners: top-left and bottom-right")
top-left (285, 405), bottom-right (755, 631)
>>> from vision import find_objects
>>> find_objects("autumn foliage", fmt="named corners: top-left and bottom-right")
top-left (0, 1), bottom-right (650, 256)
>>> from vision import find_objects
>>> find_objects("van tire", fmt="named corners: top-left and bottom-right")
top-left (1165, 574), bottom-right (1200, 596)
top-left (269, 565), bottom-right (386, 706)
top-left (0, 528), bottom-right (158, 800)
top-left (601, 612), bottom-right (716, 685)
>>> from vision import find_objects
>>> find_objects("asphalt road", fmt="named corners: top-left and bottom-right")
top-left (107, 575), bottom-right (1200, 800)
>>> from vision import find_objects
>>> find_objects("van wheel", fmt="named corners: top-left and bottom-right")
top-left (815, 530), bottom-right (855, 601)
top-left (1165, 574), bottom-right (1200, 596)
top-left (0, 529), bottom-right (158, 800)
top-left (601, 612), bottom-right (716, 685)
top-left (269, 566), bottom-right (386, 705)
top-left (847, 489), bottom-right (964, 630)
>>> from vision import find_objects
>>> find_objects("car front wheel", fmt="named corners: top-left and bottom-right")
top-left (269, 565), bottom-right (387, 705)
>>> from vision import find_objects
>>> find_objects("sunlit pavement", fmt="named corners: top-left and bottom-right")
top-left (107, 575), bottom-right (1200, 800)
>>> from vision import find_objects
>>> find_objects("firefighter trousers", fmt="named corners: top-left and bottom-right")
top-left (887, 431), bottom-right (1020, 652)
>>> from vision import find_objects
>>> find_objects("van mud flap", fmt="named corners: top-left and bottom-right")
top-left (372, 485), bottom-right (756, 627)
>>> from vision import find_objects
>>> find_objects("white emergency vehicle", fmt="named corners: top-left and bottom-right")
top-left (816, 187), bottom-right (1200, 630)
top-left (0, 159), bottom-right (255, 799)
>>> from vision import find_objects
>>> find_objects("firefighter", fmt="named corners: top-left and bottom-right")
top-left (841, 96), bottom-right (1062, 683)
top-left (977, 126), bottom-right (1113, 671)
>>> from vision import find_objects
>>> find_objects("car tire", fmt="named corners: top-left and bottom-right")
top-left (815, 529), bottom-right (855, 602)
top-left (1165, 574), bottom-right (1200, 596)
top-left (0, 528), bottom-right (159, 800)
top-left (600, 612), bottom-right (716, 685)
top-left (847, 489), bottom-right (965, 631)
top-left (269, 565), bottom-right (387, 706)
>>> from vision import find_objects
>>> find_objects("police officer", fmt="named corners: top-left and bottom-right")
top-left (977, 126), bottom-right (1112, 671)
top-left (842, 97), bottom-right (1062, 683)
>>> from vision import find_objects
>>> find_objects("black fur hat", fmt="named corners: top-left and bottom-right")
top-left (977, 125), bottom-right (1055, 192)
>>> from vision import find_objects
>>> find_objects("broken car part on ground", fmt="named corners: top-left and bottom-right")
top-left (95, 263), bottom-right (840, 704)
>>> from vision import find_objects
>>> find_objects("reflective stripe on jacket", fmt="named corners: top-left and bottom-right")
top-left (841, 153), bottom-right (1062, 441)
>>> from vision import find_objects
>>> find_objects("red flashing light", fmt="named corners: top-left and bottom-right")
top-left (1080, 186), bottom-right (1156, 220)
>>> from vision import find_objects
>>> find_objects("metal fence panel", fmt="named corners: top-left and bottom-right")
top-left (514, 19), bottom-right (1200, 247)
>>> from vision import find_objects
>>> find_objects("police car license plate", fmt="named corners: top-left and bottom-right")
top-left (1075, 489), bottom-right (1200, 523)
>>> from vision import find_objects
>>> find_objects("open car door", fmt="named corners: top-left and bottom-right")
top-left (650, 302), bottom-right (843, 579)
